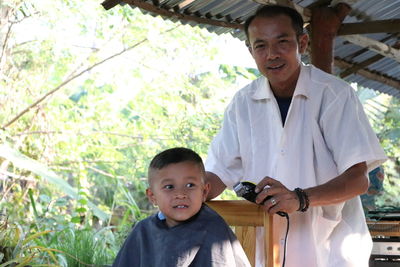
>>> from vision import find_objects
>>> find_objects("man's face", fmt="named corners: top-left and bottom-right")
top-left (146, 162), bottom-right (210, 228)
top-left (248, 14), bottom-right (308, 94)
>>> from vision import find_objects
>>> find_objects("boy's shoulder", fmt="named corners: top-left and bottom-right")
top-left (195, 204), bottom-right (234, 235)
top-left (198, 204), bottom-right (227, 223)
top-left (126, 213), bottom-right (160, 239)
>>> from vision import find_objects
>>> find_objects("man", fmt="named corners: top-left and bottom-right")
top-left (205, 5), bottom-right (386, 267)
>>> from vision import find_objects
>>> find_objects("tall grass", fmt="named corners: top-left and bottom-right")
top-left (55, 228), bottom-right (113, 267)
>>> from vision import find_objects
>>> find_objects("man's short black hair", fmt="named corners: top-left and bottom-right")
top-left (148, 147), bottom-right (205, 178)
top-left (244, 5), bottom-right (305, 40)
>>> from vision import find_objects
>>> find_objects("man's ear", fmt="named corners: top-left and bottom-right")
top-left (202, 183), bottom-right (211, 202)
top-left (246, 40), bottom-right (253, 55)
top-left (146, 188), bottom-right (157, 205)
top-left (298, 33), bottom-right (309, 54)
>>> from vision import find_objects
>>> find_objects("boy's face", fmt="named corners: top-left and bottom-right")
top-left (146, 161), bottom-right (210, 228)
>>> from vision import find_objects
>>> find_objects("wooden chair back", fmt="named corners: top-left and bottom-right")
top-left (206, 200), bottom-right (277, 267)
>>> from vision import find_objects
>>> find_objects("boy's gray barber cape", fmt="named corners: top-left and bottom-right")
top-left (112, 204), bottom-right (250, 267)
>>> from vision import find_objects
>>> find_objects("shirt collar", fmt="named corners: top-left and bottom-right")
top-left (251, 63), bottom-right (310, 100)
top-left (157, 211), bottom-right (166, 220)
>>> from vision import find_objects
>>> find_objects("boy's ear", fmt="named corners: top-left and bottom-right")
top-left (146, 188), bottom-right (157, 205)
top-left (202, 183), bottom-right (211, 202)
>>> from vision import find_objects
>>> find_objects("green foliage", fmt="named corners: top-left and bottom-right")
top-left (0, 219), bottom-right (57, 267)
top-left (0, 0), bottom-right (256, 264)
top-left (55, 228), bottom-right (114, 267)
top-left (1, 0), bottom-right (398, 264)
top-left (356, 87), bottom-right (400, 207)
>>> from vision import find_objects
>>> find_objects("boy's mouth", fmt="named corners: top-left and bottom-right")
top-left (173, 205), bottom-right (189, 209)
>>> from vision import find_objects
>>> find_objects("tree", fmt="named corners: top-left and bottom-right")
top-left (1, 0), bottom-right (255, 264)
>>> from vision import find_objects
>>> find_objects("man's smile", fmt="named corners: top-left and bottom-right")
top-left (266, 63), bottom-right (285, 70)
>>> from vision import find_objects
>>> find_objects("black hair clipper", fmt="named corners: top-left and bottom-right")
top-left (233, 181), bottom-right (261, 203)
top-left (233, 181), bottom-right (286, 217)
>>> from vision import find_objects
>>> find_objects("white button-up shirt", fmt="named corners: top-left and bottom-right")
top-left (206, 64), bottom-right (387, 267)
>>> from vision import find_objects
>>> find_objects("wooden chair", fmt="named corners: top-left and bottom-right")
top-left (206, 200), bottom-right (278, 267)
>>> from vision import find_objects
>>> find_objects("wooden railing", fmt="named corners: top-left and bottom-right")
top-left (206, 200), bottom-right (278, 267)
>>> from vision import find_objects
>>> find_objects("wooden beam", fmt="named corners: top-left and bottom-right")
top-left (340, 42), bottom-right (400, 78)
top-left (102, 0), bottom-right (122, 10)
top-left (343, 35), bottom-right (396, 61)
top-left (340, 54), bottom-right (386, 79)
top-left (335, 57), bottom-right (400, 91)
top-left (310, 3), bottom-right (351, 73)
top-left (343, 35), bottom-right (400, 63)
top-left (121, 0), bottom-right (242, 29)
top-left (338, 19), bottom-right (400, 35)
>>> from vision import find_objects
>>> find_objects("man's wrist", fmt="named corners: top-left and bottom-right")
top-left (294, 188), bottom-right (310, 212)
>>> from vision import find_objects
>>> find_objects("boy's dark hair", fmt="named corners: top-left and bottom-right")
top-left (148, 147), bottom-right (205, 181)
top-left (244, 5), bottom-right (305, 40)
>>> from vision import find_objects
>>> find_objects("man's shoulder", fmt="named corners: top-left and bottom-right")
top-left (306, 64), bottom-right (354, 99)
top-left (234, 76), bottom-right (265, 98)
top-left (308, 64), bottom-right (351, 90)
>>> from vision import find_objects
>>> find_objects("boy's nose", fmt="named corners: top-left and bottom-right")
top-left (174, 189), bottom-right (187, 199)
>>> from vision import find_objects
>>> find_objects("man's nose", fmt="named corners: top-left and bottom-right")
top-left (267, 44), bottom-right (279, 60)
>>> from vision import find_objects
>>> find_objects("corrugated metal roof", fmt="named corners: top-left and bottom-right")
top-left (103, 0), bottom-right (400, 98)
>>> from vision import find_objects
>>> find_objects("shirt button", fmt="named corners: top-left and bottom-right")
top-left (280, 149), bottom-right (285, 155)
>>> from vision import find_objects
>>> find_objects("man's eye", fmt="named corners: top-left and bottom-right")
top-left (279, 39), bottom-right (288, 43)
top-left (164, 185), bottom-right (174, 189)
top-left (255, 44), bottom-right (265, 49)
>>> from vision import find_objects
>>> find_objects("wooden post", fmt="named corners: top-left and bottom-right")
top-left (264, 212), bottom-right (276, 267)
top-left (310, 3), bottom-right (351, 73)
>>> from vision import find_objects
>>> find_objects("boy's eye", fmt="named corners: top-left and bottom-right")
top-left (186, 183), bottom-right (195, 188)
top-left (164, 185), bottom-right (174, 189)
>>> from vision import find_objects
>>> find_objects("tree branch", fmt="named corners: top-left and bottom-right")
top-left (2, 25), bottom-right (180, 130)
top-left (13, 130), bottom-right (172, 140)
top-left (87, 165), bottom-right (127, 180)
top-left (0, 23), bottom-right (13, 69)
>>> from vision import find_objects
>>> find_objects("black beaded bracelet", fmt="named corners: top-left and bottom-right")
top-left (294, 188), bottom-right (304, 211)
top-left (294, 188), bottom-right (310, 212)
top-left (301, 189), bottom-right (310, 212)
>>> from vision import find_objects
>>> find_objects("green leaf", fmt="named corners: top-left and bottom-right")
top-left (0, 143), bottom-right (109, 221)
top-left (385, 128), bottom-right (400, 141)
top-left (54, 198), bottom-right (68, 206)
top-left (75, 207), bottom-right (87, 213)
top-left (78, 198), bottom-right (88, 205)
top-left (71, 217), bottom-right (81, 224)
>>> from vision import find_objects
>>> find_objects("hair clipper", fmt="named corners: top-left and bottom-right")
top-left (233, 181), bottom-right (286, 217)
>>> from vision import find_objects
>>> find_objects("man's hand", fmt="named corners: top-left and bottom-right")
top-left (254, 177), bottom-right (299, 215)
top-left (205, 171), bottom-right (226, 200)
top-left (254, 162), bottom-right (369, 215)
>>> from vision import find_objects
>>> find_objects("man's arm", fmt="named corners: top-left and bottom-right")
top-left (205, 171), bottom-right (227, 200)
top-left (305, 161), bottom-right (369, 207)
top-left (255, 162), bottom-right (369, 214)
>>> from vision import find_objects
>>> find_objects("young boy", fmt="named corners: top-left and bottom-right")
top-left (112, 147), bottom-right (250, 267)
